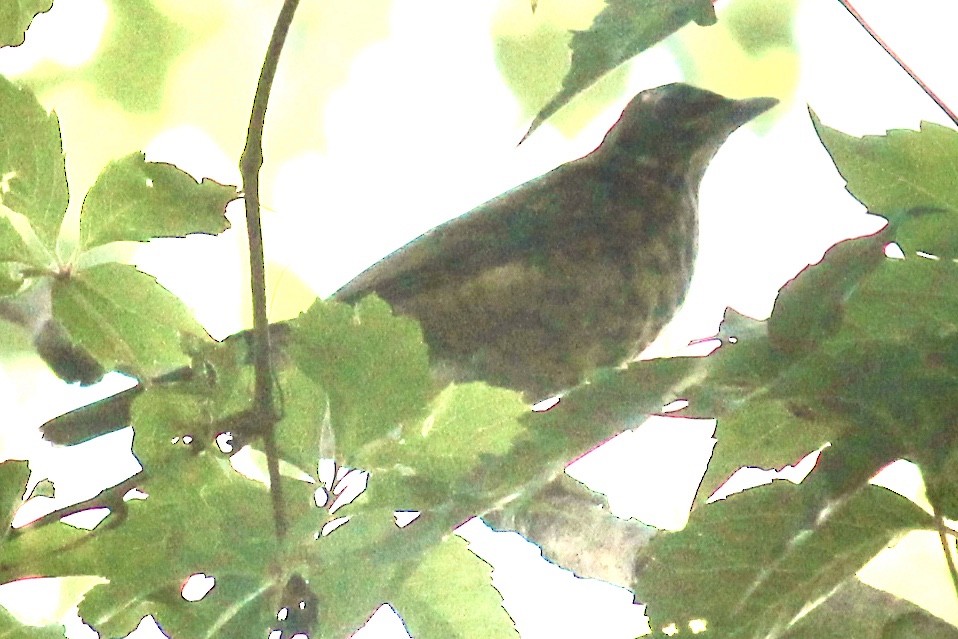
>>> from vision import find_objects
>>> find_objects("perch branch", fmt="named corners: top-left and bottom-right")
top-left (239, 0), bottom-right (302, 539)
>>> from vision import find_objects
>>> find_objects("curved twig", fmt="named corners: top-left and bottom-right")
top-left (239, 0), bottom-right (302, 539)
top-left (929, 496), bottom-right (958, 601)
top-left (837, 0), bottom-right (958, 127)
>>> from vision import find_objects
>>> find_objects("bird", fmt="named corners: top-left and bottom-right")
top-left (35, 83), bottom-right (777, 445)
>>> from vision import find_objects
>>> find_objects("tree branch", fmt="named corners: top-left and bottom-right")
top-left (837, 0), bottom-right (958, 127)
top-left (239, 0), bottom-right (302, 539)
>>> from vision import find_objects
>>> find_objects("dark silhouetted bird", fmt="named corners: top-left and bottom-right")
top-left (36, 83), bottom-right (776, 444)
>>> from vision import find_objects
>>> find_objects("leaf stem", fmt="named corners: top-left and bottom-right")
top-left (239, 0), bottom-right (301, 540)
top-left (930, 498), bottom-right (958, 602)
top-left (16, 476), bottom-right (141, 531)
top-left (836, 0), bottom-right (958, 127)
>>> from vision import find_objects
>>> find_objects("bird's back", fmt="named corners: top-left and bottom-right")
top-left (333, 152), bottom-right (699, 399)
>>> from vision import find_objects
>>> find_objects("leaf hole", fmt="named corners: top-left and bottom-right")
top-left (883, 242), bottom-right (905, 259)
top-left (181, 573), bottom-right (215, 601)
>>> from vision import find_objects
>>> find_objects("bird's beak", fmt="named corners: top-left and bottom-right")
top-left (729, 96), bottom-right (779, 126)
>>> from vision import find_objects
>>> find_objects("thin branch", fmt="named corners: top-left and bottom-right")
top-left (17, 476), bottom-right (142, 531)
top-left (929, 497), bottom-right (958, 601)
top-left (239, 0), bottom-right (302, 540)
top-left (836, 0), bottom-right (958, 128)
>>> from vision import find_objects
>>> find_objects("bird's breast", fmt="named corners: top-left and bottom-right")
top-left (380, 166), bottom-right (701, 398)
top-left (560, 175), bottom-right (699, 361)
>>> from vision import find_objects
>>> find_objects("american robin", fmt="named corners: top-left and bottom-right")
top-left (36, 83), bottom-right (776, 444)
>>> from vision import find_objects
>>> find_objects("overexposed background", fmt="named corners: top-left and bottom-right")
top-left (0, 0), bottom-right (956, 636)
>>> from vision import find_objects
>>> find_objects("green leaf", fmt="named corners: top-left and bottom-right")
top-left (28, 479), bottom-right (55, 500)
top-left (524, 0), bottom-right (716, 139)
top-left (131, 327), bottom-right (328, 477)
top-left (0, 605), bottom-right (65, 639)
top-left (0, 354), bottom-right (317, 639)
top-left (32, 387), bottom-right (316, 637)
top-left (881, 611), bottom-right (958, 639)
top-left (811, 111), bottom-right (958, 218)
top-left (298, 476), bottom-right (520, 639)
top-left (288, 296), bottom-right (432, 462)
top-left (353, 382), bottom-right (527, 512)
top-left (693, 306), bottom-right (958, 512)
top-left (494, 12), bottom-right (629, 135)
top-left (0, 518), bottom-right (88, 585)
top-left (635, 483), bottom-right (931, 637)
top-left (81, 0), bottom-right (188, 112)
top-left (0, 263), bottom-right (24, 294)
top-left (79, 152), bottom-right (237, 250)
top-left (364, 383), bottom-right (526, 487)
top-left (924, 443), bottom-right (958, 521)
top-left (73, 454), bottom-right (287, 638)
top-left (826, 208), bottom-right (958, 347)
top-left (0, 444), bottom-right (309, 638)
top-left (0, 460), bottom-right (29, 538)
top-left (767, 227), bottom-right (890, 356)
top-left (818, 211), bottom-right (958, 505)
top-left (700, 396), bottom-right (835, 503)
top-left (274, 364), bottom-right (328, 476)
top-left (475, 356), bottom-right (699, 506)
top-left (127, 331), bottom-right (263, 452)
top-left (893, 206), bottom-right (958, 258)
top-left (306, 508), bottom-right (416, 639)
top-left (684, 215), bottom-right (958, 503)
top-left (724, 0), bottom-right (797, 54)
top-left (393, 536), bottom-right (518, 639)
top-left (676, 314), bottom-right (831, 503)
top-left (783, 581), bottom-right (958, 639)
top-left (0, 73), bottom-right (68, 260)
top-left (131, 385), bottom-right (241, 463)
top-left (51, 262), bottom-right (210, 380)
top-left (841, 254), bottom-right (958, 342)
top-left (0, 0), bottom-right (53, 48)
top-left (800, 333), bottom-right (958, 517)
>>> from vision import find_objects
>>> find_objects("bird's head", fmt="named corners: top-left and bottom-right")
top-left (598, 83), bottom-right (778, 184)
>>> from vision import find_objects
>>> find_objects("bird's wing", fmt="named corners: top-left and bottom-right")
top-left (332, 161), bottom-right (578, 305)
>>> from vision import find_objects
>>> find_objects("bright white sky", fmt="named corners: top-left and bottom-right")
top-left (0, 0), bottom-right (956, 637)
